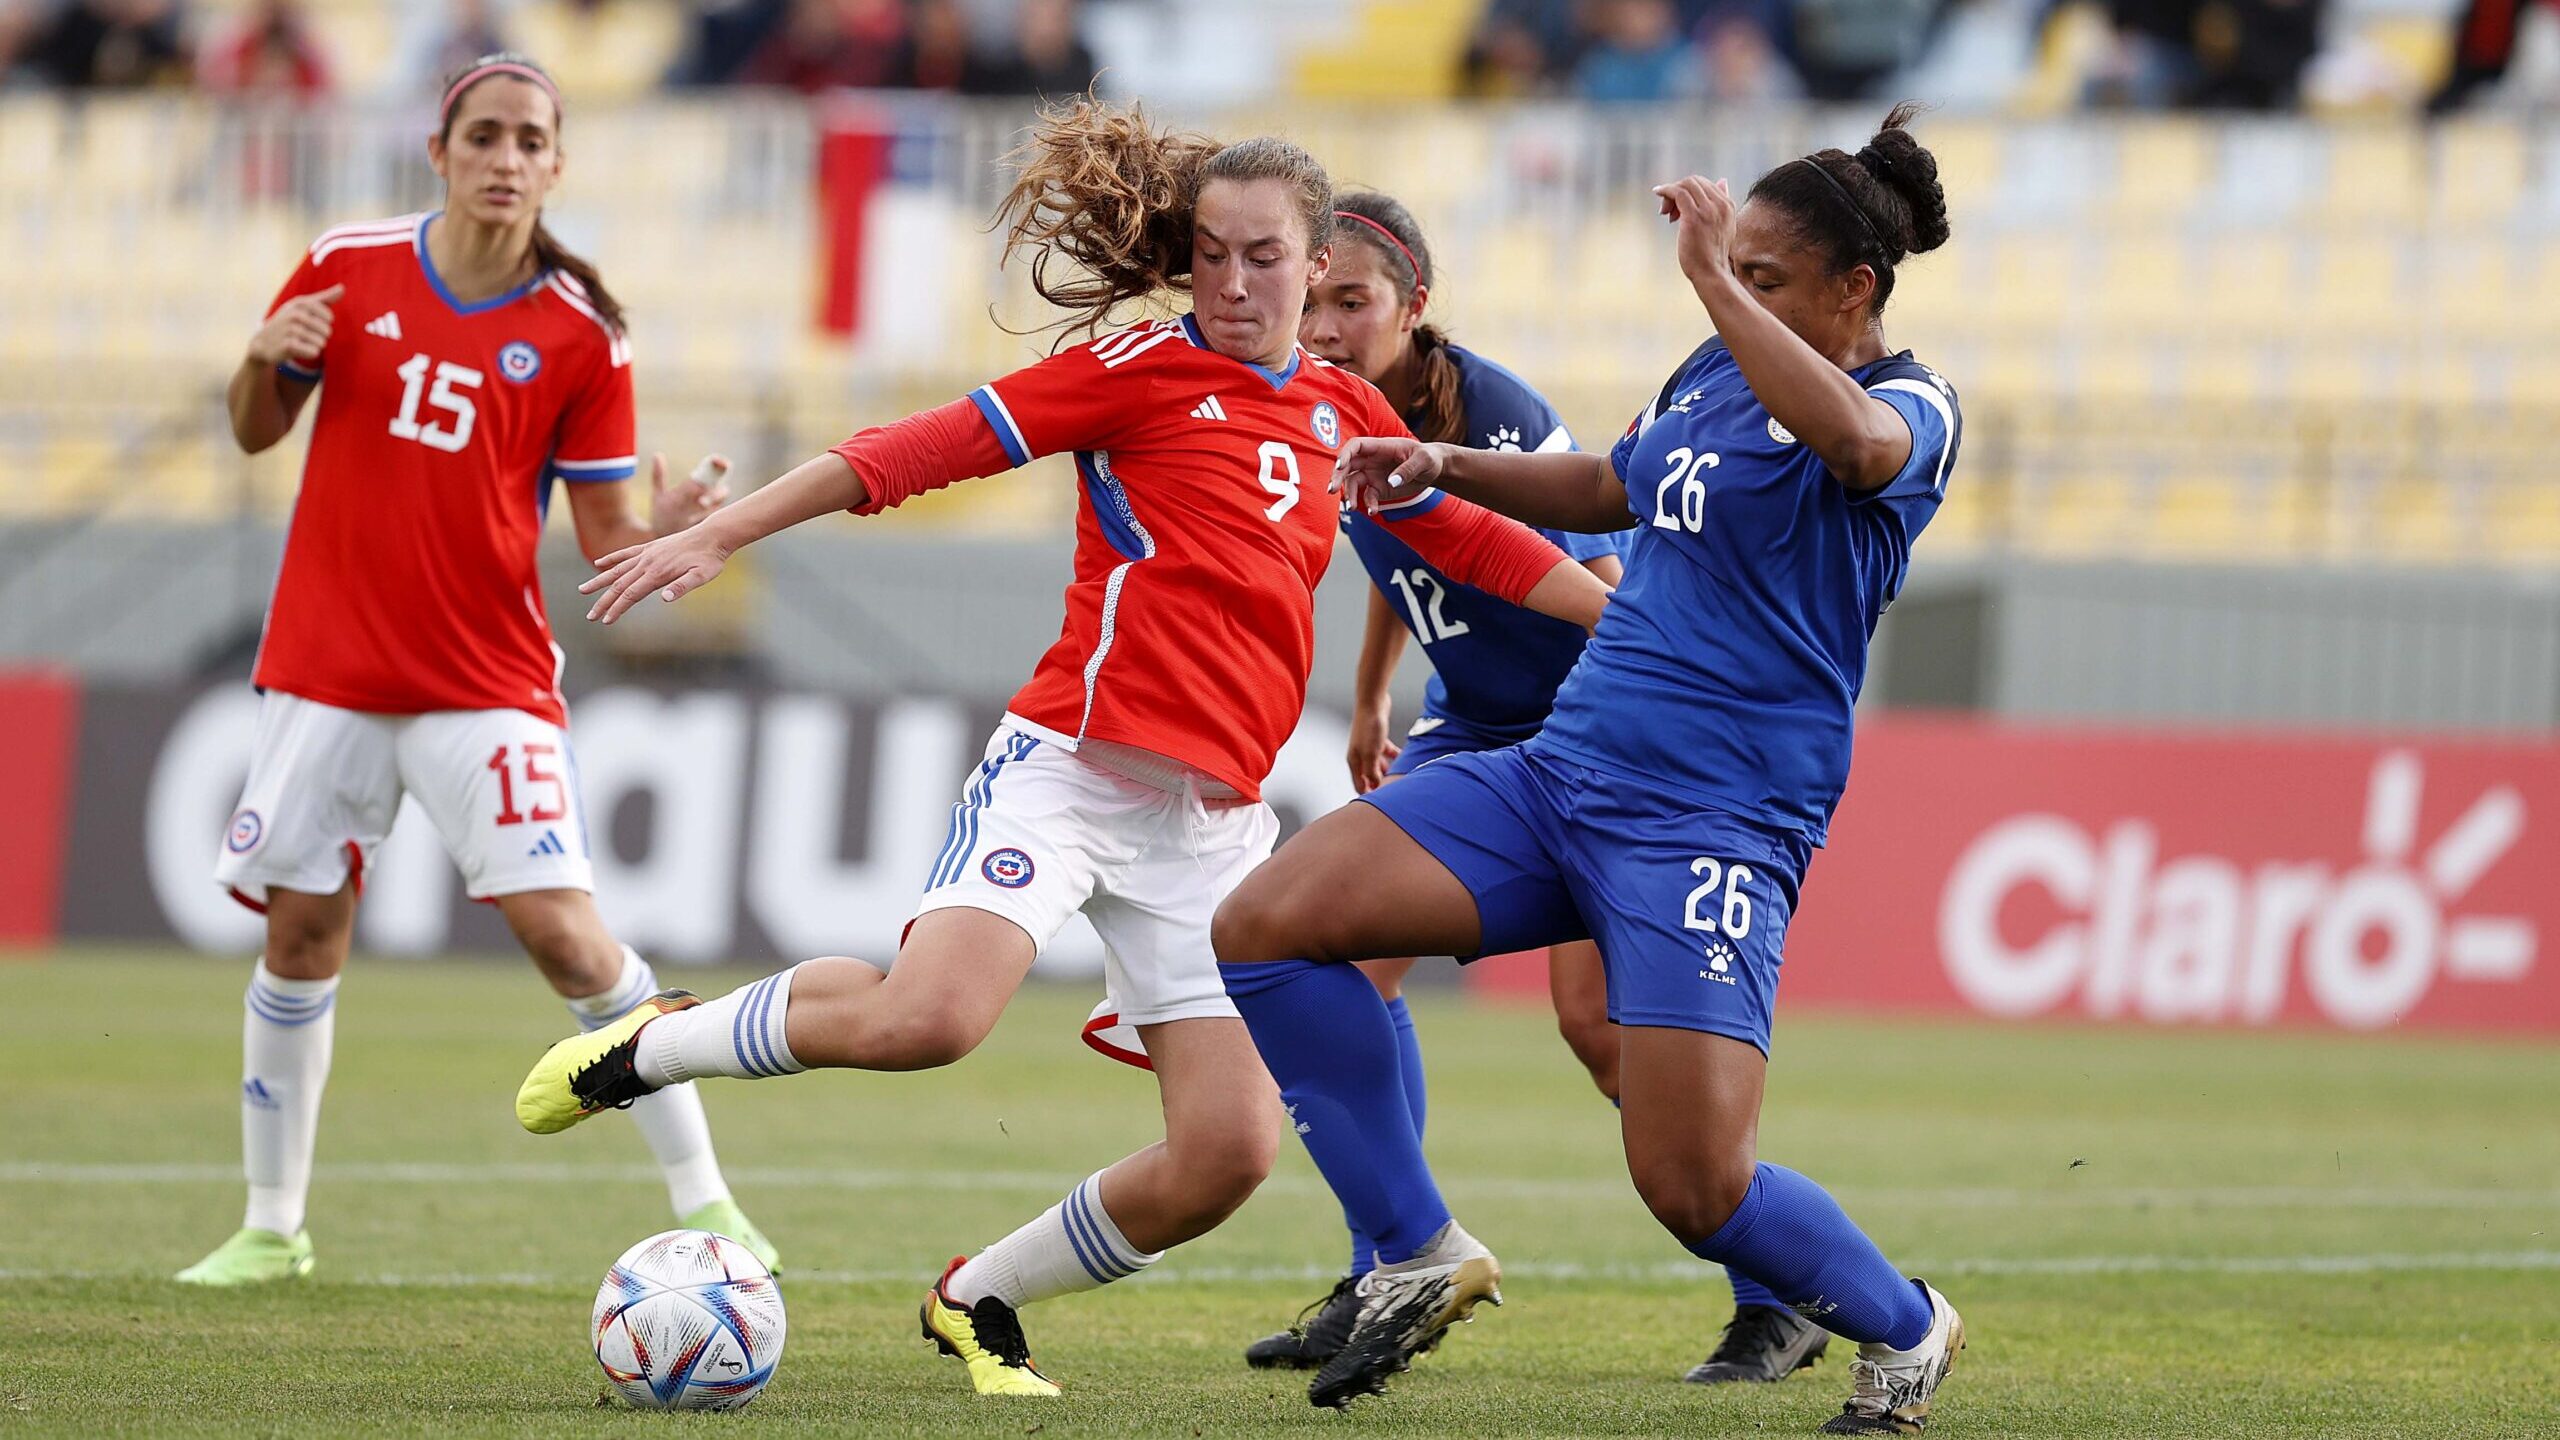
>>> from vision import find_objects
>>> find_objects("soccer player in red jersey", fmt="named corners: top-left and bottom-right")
top-left (180, 53), bottom-right (777, 1287)
top-left (513, 99), bottom-right (1611, 1395)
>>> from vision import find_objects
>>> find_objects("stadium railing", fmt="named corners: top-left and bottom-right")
top-left (3, 95), bottom-right (2555, 566)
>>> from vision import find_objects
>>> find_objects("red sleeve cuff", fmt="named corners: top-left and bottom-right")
top-left (1384, 497), bottom-right (1569, 607)
top-left (828, 397), bottom-right (1014, 516)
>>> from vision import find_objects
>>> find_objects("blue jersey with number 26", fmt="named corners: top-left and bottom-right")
top-left (1527, 339), bottom-right (1960, 844)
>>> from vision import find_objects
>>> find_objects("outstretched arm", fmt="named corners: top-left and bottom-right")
top-left (581, 397), bottom-right (1008, 623)
top-left (1382, 494), bottom-right (1612, 632)
top-left (1336, 439), bottom-right (1634, 534)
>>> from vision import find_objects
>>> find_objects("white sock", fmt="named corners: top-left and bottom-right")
top-left (240, 960), bottom-right (336, 1237)
top-left (566, 947), bottom-right (733, 1217)
top-left (946, 1171), bottom-right (1162, 1309)
top-left (636, 963), bottom-right (806, 1087)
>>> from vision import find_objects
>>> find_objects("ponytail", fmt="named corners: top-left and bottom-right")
top-left (996, 96), bottom-right (1332, 345)
top-left (531, 221), bottom-right (625, 334)
top-left (1407, 324), bottom-right (1466, 445)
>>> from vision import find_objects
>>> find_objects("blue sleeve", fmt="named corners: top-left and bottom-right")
top-left (1859, 375), bottom-right (1959, 502)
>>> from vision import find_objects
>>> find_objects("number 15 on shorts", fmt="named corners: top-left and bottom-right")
top-left (1683, 857), bottom-right (1755, 985)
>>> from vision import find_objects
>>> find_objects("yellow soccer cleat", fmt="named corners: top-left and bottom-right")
top-left (682, 1198), bottom-right (783, 1276)
top-left (514, 989), bottom-right (698, 1135)
top-left (920, 1258), bottom-right (1062, 1397)
top-left (174, 1227), bottom-right (314, 1286)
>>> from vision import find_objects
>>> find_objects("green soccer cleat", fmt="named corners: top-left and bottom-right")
top-left (682, 1198), bottom-right (783, 1276)
top-left (515, 989), bottom-right (697, 1135)
top-left (174, 1227), bottom-right (314, 1286)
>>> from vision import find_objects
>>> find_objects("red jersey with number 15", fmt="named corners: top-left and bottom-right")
top-left (252, 212), bottom-right (637, 728)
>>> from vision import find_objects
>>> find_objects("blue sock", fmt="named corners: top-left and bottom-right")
top-left (1221, 959), bottom-right (1453, 1265)
top-left (1683, 1163), bottom-right (1933, 1349)
top-left (1728, 1272), bottom-right (1785, 1310)
top-left (1339, 995), bottom-right (1430, 1277)
top-left (1383, 995), bottom-right (1426, 1135)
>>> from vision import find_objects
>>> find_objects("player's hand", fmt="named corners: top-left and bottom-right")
top-left (1347, 701), bottom-right (1402, 794)
top-left (649, 452), bottom-right (733, 537)
top-left (246, 283), bottom-right (344, 371)
top-left (1332, 437), bottom-right (1449, 514)
top-left (1652, 177), bottom-right (1738, 292)
top-left (580, 526), bottom-right (731, 624)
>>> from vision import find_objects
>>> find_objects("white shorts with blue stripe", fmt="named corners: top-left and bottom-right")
top-left (914, 723), bottom-right (1278, 1027)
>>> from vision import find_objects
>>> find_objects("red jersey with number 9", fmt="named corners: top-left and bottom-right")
top-left (929, 316), bottom-right (1565, 801)
top-left (251, 212), bottom-right (636, 727)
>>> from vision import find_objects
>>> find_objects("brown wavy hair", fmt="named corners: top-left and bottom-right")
top-left (995, 97), bottom-right (1334, 344)
top-left (1332, 191), bottom-right (1463, 446)
top-left (436, 52), bottom-right (625, 334)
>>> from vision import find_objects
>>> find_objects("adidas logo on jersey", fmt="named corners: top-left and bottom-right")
top-left (1190, 395), bottom-right (1228, 422)
top-left (526, 829), bottom-right (570, 858)
top-left (364, 311), bottom-right (403, 341)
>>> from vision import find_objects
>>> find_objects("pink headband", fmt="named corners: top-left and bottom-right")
top-left (439, 62), bottom-right (562, 126)
top-left (1333, 211), bottom-right (1424, 289)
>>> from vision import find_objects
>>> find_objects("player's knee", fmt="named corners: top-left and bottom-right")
top-left (509, 908), bottom-right (618, 993)
top-left (857, 1007), bottom-right (984, 1071)
top-left (1169, 1125), bottom-right (1275, 1222)
top-left (1557, 1015), bottom-right (1620, 1101)
top-left (1629, 1152), bottom-right (1756, 1247)
top-left (1214, 870), bottom-right (1352, 966)
top-left (264, 925), bottom-right (344, 979)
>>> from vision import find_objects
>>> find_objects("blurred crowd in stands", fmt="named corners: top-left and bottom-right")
top-left (0, 0), bottom-right (2543, 113)
top-left (1471, 0), bottom-right (2541, 111)
top-left (0, 0), bottom-right (1096, 99)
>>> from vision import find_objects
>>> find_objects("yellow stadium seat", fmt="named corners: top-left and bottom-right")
top-left (2307, 236), bottom-right (2402, 333)
top-left (2317, 128), bottom-right (2424, 222)
top-left (2368, 477), bottom-right (2463, 562)
top-left (2434, 120), bottom-right (2526, 224)
top-left (2477, 481), bottom-right (2560, 564)
top-left (2092, 236), bottom-right (2186, 331)
top-left (2195, 231), bottom-right (2292, 333)
top-left (2108, 119), bottom-right (2211, 223)
top-left (2149, 473), bottom-right (2248, 557)
top-left (1923, 121), bottom-right (2000, 215)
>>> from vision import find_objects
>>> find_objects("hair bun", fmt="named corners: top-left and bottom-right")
top-left (1861, 101), bottom-right (1950, 257)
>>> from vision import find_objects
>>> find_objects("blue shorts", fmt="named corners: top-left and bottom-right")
top-left (1360, 743), bottom-right (1811, 1054)
top-left (1385, 713), bottom-right (1536, 776)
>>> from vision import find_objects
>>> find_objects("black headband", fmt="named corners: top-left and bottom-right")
top-left (1794, 156), bottom-right (1887, 260)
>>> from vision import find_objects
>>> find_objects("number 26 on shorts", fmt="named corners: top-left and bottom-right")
top-left (1681, 856), bottom-right (1755, 939)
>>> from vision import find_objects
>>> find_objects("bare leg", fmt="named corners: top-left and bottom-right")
top-left (1547, 939), bottom-right (1619, 1102)
top-left (781, 907), bottom-right (1039, 1070)
top-left (1093, 1016), bottom-right (1281, 1252)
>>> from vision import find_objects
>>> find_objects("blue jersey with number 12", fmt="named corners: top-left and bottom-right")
top-left (1527, 339), bottom-right (1961, 844)
top-left (1340, 345), bottom-right (1633, 743)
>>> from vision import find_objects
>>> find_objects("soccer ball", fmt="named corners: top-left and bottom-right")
top-left (591, 1229), bottom-right (786, 1410)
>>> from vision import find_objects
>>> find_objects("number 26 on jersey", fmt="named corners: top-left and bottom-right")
top-left (1652, 446), bottom-right (1720, 533)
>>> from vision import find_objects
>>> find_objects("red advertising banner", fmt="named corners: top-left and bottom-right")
top-left (0, 671), bottom-right (78, 944)
top-left (1470, 717), bottom-right (2560, 1036)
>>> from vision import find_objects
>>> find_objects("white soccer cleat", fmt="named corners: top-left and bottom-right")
top-left (1817, 1281), bottom-right (1965, 1435)
top-left (1307, 1219), bottom-right (1503, 1408)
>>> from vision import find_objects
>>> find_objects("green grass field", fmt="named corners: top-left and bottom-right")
top-left (3, 949), bottom-right (2555, 1437)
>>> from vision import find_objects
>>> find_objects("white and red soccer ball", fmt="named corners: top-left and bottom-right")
top-left (591, 1229), bottom-right (786, 1410)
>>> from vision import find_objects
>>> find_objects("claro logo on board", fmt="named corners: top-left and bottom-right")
top-left (1939, 753), bottom-right (2535, 1029)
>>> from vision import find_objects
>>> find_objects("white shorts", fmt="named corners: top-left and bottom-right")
top-left (214, 690), bottom-right (595, 909)
top-left (915, 725), bottom-right (1279, 1028)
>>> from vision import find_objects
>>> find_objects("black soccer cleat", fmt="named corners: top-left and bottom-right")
top-left (1685, 1303), bottom-right (1831, 1384)
top-left (1306, 1222), bottom-right (1502, 1409)
top-left (1245, 1275), bottom-right (1360, 1369)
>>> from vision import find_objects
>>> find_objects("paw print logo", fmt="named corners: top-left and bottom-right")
top-left (1699, 939), bottom-right (1737, 980)
top-left (1486, 425), bottom-right (1523, 452)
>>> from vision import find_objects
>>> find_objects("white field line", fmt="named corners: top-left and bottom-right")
top-left (5, 1253), bottom-right (2557, 1290)
top-left (2, 1162), bottom-right (2554, 1212)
